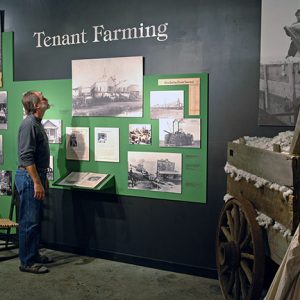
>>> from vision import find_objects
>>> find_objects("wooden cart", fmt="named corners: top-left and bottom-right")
top-left (216, 126), bottom-right (300, 300)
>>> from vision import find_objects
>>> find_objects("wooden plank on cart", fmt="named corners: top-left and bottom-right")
top-left (227, 176), bottom-right (299, 233)
top-left (266, 226), bottom-right (292, 265)
top-left (227, 142), bottom-right (297, 187)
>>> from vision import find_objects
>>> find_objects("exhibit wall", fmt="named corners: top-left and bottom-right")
top-left (0, 0), bottom-right (285, 276)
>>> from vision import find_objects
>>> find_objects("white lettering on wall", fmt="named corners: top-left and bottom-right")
top-left (33, 22), bottom-right (169, 48)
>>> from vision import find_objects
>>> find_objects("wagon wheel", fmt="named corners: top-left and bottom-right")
top-left (216, 198), bottom-right (265, 300)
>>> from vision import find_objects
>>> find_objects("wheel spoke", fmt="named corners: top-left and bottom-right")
top-left (232, 204), bottom-right (240, 241)
top-left (238, 210), bottom-right (246, 244)
top-left (240, 259), bottom-right (253, 284)
top-left (226, 271), bottom-right (235, 293)
top-left (241, 252), bottom-right (254, 260)
top-left (238, 268), bottom-right (248, 299)
top-left (235, 270), bottom-right (241, 300)
top-left (240, 229), bottom-right (250, 250)
top-left (226, 210), bottom-right (234, 237)
top-left (221, 226), bottom-right (233, 242)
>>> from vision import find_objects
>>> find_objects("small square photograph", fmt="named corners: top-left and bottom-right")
top-left (150, 90), bottom-right (184, 119)
top-left (42, 119), bottom-right (62, 143)
top-left (0, 91), bottom-right (8, 129)
top-left (47, 156), bottom-right (54, 181)
top-left (0, 170), bottom-right (12, 195)
top-left (159, 118), bottom-right (201, 148)
top-left (129, 124), bottom-right (152, 145)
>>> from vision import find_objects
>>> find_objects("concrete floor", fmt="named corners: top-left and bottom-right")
top-left (0, 248), bottom-right (224, 300)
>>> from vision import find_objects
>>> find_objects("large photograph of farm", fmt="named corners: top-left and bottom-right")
top-left (72, 56), bottom-right (143, 117)
top-left (259, 0), bottom-right (300, 126)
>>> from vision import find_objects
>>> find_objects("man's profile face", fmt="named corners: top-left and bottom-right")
top-left (296, 13), bottom-right (300, 22)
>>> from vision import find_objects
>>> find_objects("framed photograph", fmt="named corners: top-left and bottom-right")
top-left (129, 124), bottom-right (151, 145)
top-left (0, 135), bottom-right (3, 164)
top-left (128, 151), bottom-right (182, 193)
top-left (259, 0), bottom-right (300, 126)
top-left (42, 119), bottom-right (62, 143)
top-left (159, 118), bottom-right (200, 148)
top-left (66, 127), bottom-right (89, 161)
top-left (150, 90), bottom-right (184, 119)
top-left (57, 172), bottom-right (108, 189)
top-left (158, 78), bottom-right (200, 116)
top-left (0, 170), bottom-right (12, 195)
top-left (0, 91), bottom-right (8, 129)
top-left (47, 156), bottom-right (54, 181)
top-left (72, 56), bottom-right (143, 117)
top-left (94, 127), bottom-right (119, 162)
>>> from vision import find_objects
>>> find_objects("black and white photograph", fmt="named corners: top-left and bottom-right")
top-left (129, 124), bottom-right (152, 145)
top-left (128, 151), bottom-right (182, 193)
top-left (0, 135), bottom-right (3, 164)
top-left (159, 118), bottom-right (200, 148)
top-left (42, 119), bottom-right (62, 143)
top-left (150, 90), bottom-right (184, 119)
top-left (72, 56), bottom-right (143, 117)
top-left (0, 170), bottom-right (12, 196)
top-left (259, 0), bottom-right (300, 126)
top-left (46, 156), bottom-right (54, 181)
top-left (0, 91), bottom-right (8, 129)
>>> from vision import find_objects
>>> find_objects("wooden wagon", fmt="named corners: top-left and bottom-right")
top-left (216, 123), bottom-right (300, 300)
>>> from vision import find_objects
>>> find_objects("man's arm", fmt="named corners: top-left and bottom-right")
top-left (26, 164), bottom-right (45, 200)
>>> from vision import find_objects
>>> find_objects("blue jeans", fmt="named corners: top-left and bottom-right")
top-left (15, 169), bottom-right (47, 267)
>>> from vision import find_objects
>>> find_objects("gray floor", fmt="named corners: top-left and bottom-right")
top-left (0, 248), bottom-right (224, 300)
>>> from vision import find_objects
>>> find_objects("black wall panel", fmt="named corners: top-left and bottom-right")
top-left (1, 0), bottom-right (285, 275)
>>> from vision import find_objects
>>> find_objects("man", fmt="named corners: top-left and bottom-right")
top-left (15, 91), bottom-right (53, 274)
top-left (284, 9), bottom-right (300, 58)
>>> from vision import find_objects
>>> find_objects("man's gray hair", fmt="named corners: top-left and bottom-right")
top-left (22, 91), bottom-right (40, 114)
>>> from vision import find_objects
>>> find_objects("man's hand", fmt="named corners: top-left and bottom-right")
top-left (34, 182), bottom-right (45, 200)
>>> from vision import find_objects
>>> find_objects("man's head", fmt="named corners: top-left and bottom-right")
top-left (22, 91), bottom-right (49, 115)
top-left (295, 9), bottom-right (300, 22)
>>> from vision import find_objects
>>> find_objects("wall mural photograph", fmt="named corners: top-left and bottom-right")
top-left (128, 151), bottom-right (182, 193)
top-left (259, 0), bottom-right (300, 126)
top-left (72, 56), bottom-right (143, 117)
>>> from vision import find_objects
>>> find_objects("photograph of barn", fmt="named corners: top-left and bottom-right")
top-left (72, 56), bottom-right (143, 117)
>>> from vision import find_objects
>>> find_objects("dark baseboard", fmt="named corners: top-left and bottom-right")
top-left (42, 241), bottom-right (218, 280)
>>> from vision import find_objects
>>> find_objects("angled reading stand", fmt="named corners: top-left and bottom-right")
top-left (52, 172), bottom-right (115, 192)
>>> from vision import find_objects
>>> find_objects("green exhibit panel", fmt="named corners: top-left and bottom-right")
top-left (0, 32), bottom-right (207, 206)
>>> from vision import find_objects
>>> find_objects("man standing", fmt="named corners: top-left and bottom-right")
top-left (15, 91), bottom-right (53, 274)
top-left (284, 9), bottom-right (300, 58)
